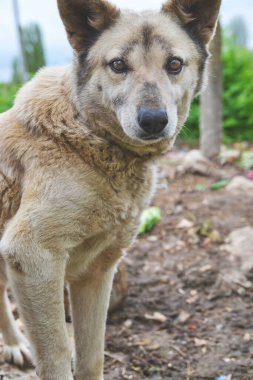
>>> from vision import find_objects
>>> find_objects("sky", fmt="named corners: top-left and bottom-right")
top-left (0, 0), bottom-right (253, 82)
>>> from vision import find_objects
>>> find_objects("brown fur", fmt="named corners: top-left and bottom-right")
top-left (0, 1), bottom-right (221, 379)
top-left (57, 0), bottom-right (120, 51)
top-left (163, 0), bottom-right (222, 44)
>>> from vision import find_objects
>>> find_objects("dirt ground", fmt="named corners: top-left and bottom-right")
top-left (1, 148), bottom-right (253, 380)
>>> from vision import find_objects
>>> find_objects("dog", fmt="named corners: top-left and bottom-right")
top-left (0, 0), bottom-right (221, 379)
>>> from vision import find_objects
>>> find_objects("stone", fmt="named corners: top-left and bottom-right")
top-left (226, 176), bottom-right (253, 193)
top-left (181, 150), bottom-right (224, 178)
top-left (224, 227), bottom-right (253, 273)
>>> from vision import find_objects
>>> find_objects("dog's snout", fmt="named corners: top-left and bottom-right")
top-left (138, 107), bottom-right (168, 135)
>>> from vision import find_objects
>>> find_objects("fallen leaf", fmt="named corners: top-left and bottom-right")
top-left (104, 351), bottom-right (126, 364)
top-left (220, 148), bottom-right (241, 164)
top-left (186, 293), bottom-right (199, 304)
top-left (211, 180), bottom-right (230, 191)
top-left (200, 264), bottom-right (213, 272)
top-left (138, 207), bottom-right (161, 235)
top-left (147, 343), bottom-right (161, 351)
top-left (188, 323), bottom-right (197, 331)
top-left (131, 339), bottom-right (151, 347)
top-left (194, 338), bottom-right (208, 347)
top-left (243, 333), bottom-right (251, 342)
top-left (177, 218), bottom-right (194, 229)
top-left (124, 319), bottom-right (133, 328)
top-left (144, 312), bottom-right (167, 323)
top-left (131, 366), bottom-right (141, 372)
top-left (147, 235), bottom-right (158, 242)
top-left (238, 151), bottom-right (253, 169)
top-left (178, 310), bottom-right (191, 323)
top-left (211, 230), bottom-right (222, 241)
top-left (195, 184), bottom-right (206, 192)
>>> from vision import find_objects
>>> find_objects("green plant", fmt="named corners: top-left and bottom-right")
top-left (180, 32), bottom-right (253, 143)
top-left (0, 83), bottom-right (20, 113)
top-left (178, 98), bottom-right (200, 143)
top-left (12, 23), bottom-right (46, 83)
top-left (223, 37), bottom-right (253, 142)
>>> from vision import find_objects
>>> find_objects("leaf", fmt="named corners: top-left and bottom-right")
top-left (177, 218), bottom-right (194, 229)
top-left (211, 180), bottom-right (230, 191)
top-left (194, 338), bottom-right (208, 347)
top-left (196, 221), bottom-right (214, 237)
top-left (178, 310), bottom-right (191, 323)
top-left (138, 207), bottom-right (161, 235)
top-left (144, 312), bottom-right (167, 323)
top-left (238, 151), bottom-right (253, 169)
top-left (195, 184), bottom-right (206, 191)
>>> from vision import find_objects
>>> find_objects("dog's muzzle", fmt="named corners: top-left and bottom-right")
top-left (137, 107), bottom-right (168, 138)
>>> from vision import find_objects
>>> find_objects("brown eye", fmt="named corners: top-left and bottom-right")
top-left (166, 57), bottom-right (184, 75)
top-left (109, 59), bottom-right (129, 74)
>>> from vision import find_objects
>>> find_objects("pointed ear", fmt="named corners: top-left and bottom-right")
top-left (162, 0), bottom-right (221, 45)
top-left (57, 0), bottom-right (120, 51)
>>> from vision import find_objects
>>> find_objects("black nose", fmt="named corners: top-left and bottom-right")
top-left (138, 107), bottom-right (168, 135)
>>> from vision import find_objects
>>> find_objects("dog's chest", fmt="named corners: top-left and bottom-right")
top-left (65, 165), bottom-right (156, 279)
top-left (67, 162), bottom-right (155, 243)
top-left (80, 168), bottom-right (154, 230)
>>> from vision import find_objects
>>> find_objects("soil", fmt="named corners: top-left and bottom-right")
top-left (1, 149), bottom-right (253, 380)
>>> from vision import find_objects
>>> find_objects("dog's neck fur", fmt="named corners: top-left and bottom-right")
top-left (13, 66), bottom-right (157, 178)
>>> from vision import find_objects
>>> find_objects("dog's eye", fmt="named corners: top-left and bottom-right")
top-left (109, 59), bottom-right (129, 74)
top-left (166, 57), bottom-right (184, 75)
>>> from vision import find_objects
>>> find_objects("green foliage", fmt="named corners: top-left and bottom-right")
top-left (0, 83), bottom-right (20, 113)
top-left (179, 99), bottom-right (200, 143)
top-left (12, 57), bottom-right (23, 84)
top-left (210, 180), bottom-right (230, 191)
top-left (12, 23), bottom-right (46, 83)
top-left (23, 23), bottom-right (46, 73)
top-left (180, 33), bottom-right (253, 143)
top-left (223, 38), bottom-right (253, 142)
top-left (138, 207), bottom-right (161, 235)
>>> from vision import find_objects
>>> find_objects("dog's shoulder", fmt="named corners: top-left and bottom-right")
top-left (0, 68), bottom-right (72, 232)
top-left (0, 111), bottom-right (24, 234)
top-left (13, 65), bottom-right (74, 135)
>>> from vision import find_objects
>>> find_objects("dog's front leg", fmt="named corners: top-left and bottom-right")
top-left (1, 233), bottom-right (73, 380)
top-left (69, 252), bottom-right (120, 380)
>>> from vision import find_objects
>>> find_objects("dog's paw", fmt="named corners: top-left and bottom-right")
top-left (4, 341), bottom-right (33, 368)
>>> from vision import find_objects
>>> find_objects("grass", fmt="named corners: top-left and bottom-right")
top-left (0, 83), bottom-right (20, 113)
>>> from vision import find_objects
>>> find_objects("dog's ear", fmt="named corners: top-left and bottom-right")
top-left (162, 0), bottom-right (221, 44)
top-left (57, 0), bottom-right (120, 51)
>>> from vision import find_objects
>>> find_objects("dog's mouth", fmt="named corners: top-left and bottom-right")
top-left (139, 131), bottom-right (167, 141)
top-left (142, 135), bottom-right (163, 141)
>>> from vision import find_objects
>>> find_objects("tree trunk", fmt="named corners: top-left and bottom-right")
top-left (200, 21), bottom-right (222, 158)
top-left (12, 0), bottom-right (29, 82)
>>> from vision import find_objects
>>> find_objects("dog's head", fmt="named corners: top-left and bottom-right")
top-left (58, 0), bottom-right (221, 155)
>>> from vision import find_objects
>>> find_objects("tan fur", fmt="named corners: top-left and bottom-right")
top-left (0, 1), bottom-right (221, 379)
